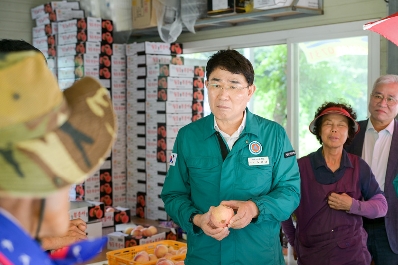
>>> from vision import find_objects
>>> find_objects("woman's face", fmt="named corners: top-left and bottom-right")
top-left (320, 113), bottom-right (349, 150)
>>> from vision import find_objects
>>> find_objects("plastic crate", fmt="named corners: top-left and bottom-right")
top-left (106, 240), bottom-right (186, 265)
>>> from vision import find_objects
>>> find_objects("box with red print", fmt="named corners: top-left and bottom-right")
top-left (136, 191), bottom-right (146, 219)
top-left (192, 100), bottom-right (204, 114)
top-left (31, 1), bottom-right (80, 19)
top-left (100, 169), bottom-right (113, 207)
top-left (69, 201), bottom-right (105, 222)
top-left (32, 22), bottom-right (58, 38)
top-left (193, 87), bottom-right (205, 101)
top-left (58, 17), bottom-right (101, 34)
top-left (132, 41), bottom-right (183, 55)
top-left (87, 201), bottom-right (105, 221)
top-left (157, 88), bottom-right (193, 102)
top-left (32, 35), bottom-right (56, 48)
top-left (57, 42), bottom-right (101, 57)
top-left (35, 9), bottom-right (84, 25)
top-left (58, 30), bottom-right (101, 45)
top-left (102, 206), bottom-right (131, 227)
top-left (107, 230), bottom-right (166, 250)
top-left (37, 45), bottom-right (57, 58)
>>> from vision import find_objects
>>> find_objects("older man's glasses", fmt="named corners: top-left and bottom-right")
top-left (208, 83), bottom-right (249, 93)
top-left (371, 93), bottom-right (398, 106)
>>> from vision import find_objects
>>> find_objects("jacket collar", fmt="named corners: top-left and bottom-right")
top-left (203, 108), bottom-right (260, 140)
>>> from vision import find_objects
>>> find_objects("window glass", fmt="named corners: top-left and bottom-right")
top-left (297, 36), bottom-right (368, 156)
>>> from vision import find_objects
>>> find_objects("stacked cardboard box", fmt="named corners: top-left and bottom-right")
top-left (56, 17), bottom-right (113, 88)
top-left (31, 3), bottom-right (127, 218)
top-left (125, 41), bottom-right (204, 221)
top-left (54, 17), bottom-right (119, 207)
top-left (69, 201), bottom-right (105, 238)
top-left (125, 42), bottom-right (183, 220)
top-left (146, 64), bottom-right (205, 220)
top-left (109, 45), bottom-right (128, 210)
top-left (31, 1), bottom-right (83, 76)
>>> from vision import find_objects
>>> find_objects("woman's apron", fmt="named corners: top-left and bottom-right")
top-left (294, 154), bottom-right (371, 265)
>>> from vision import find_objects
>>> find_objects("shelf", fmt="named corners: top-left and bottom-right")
top-left (113, 1), bottom-right (324, 43)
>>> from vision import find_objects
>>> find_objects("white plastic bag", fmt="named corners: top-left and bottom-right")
top-left (181, 0), bottom-right (207, 34)
top-left (153, 0), bottom-right (207, 43)
top-left (153, 0), bottom-right (182, 43)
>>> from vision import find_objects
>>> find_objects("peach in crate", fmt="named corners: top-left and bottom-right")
top-left (106, 240), bottom-right (186, 265)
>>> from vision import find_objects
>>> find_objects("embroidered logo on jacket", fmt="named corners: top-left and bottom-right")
top-left (169, 153), bottom-right (177, 166)
top-left (284, 150), bottom-right (296, 158)
top-left (249, 141), bottom-right (262, 155)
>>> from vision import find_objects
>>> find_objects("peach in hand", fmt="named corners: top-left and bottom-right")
top-left (210, 204), bottom-right (235, 228)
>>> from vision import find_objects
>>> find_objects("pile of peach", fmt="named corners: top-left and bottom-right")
top-left (132, 243), bottom-right (187, 265)
top-left (124, 225), bottom-right (158, 238)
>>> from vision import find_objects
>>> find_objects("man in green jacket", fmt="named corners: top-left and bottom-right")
top-left (161, 49), bottom-right (300, 265)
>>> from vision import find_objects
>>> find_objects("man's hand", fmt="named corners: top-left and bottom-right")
top-left (221, 200), bottom-right (259, 229)
top-left (41, 218), bottom-right (87, 250)
top-left (328, 192), bottom-right (352, 211)
top-left (68, 218), bottom-right (87, 235)
top-left (193, 207), bottom-right (230, 241)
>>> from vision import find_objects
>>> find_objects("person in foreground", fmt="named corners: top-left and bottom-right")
top-left (161, 49), bottom-right (301, 265)
top-left (0, 38), bottom-right (90, 252)
top-left (345, 75), bottom-right (398, 264)
top-left (0, 51), bottom-right (117, 265)
top-left (282, 102), bottom-right (387, 265)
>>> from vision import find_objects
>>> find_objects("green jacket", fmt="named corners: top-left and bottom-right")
top-left (161, 109), bottom-right (300, 265)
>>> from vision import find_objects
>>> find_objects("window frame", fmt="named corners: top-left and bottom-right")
top-left (182, 20), bottom-right (380, 152)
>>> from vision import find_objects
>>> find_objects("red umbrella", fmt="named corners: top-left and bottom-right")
top-left (364, 12), bottom-right (398, 46)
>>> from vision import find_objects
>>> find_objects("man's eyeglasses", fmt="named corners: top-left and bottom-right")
top-left (207, 83), bottom-right (249, 93)
top-left (371, 93), bottom-right (398, 106)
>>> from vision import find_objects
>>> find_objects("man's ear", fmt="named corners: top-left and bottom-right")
top-left (248, 84), bottom-right (256, 97)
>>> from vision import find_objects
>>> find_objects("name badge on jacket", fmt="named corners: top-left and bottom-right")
top-left (248, 157), bottom-right (269, 166)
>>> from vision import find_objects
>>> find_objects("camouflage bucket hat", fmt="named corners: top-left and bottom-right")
top-left (0, 51), bottom-right (117, 198)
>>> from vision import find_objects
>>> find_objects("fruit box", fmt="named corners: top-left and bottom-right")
top-left (102, 206), bottom-right (131, 227)
top-left (107, 231), bottom-right (166, 250)
top-left (69, 200), bottom-right (105, 222)
top-left (106, 240), bottom-right (186, 265)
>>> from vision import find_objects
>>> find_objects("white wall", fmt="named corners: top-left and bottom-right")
top-left (0, 0), bottom-right (48, 43)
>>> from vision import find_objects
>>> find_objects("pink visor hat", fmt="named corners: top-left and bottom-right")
top-left (309, 106), bottom-right (360, 134)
